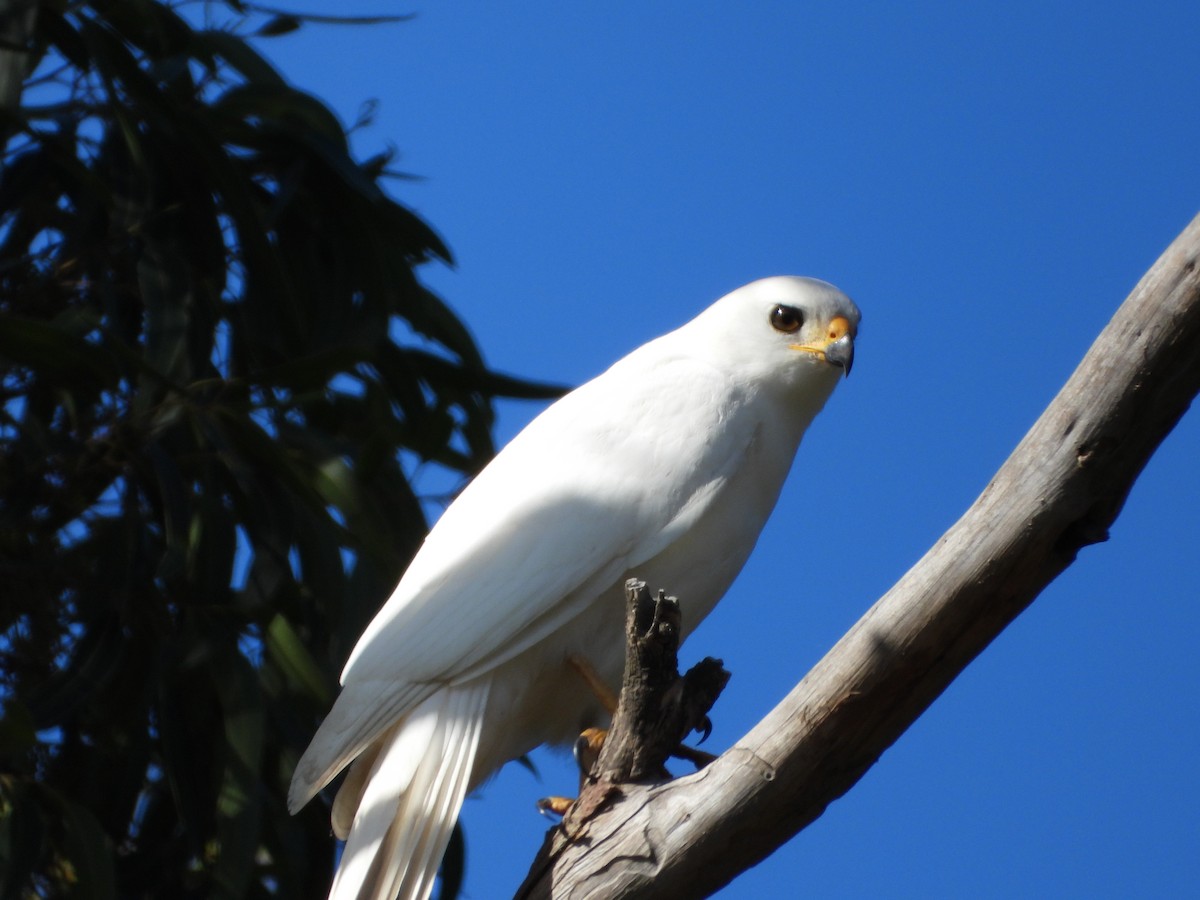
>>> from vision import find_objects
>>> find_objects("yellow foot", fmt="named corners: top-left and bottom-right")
top-left (536, 726), bottom-right (608, 817)
top-left (536, 795), bottom-right (574, 817)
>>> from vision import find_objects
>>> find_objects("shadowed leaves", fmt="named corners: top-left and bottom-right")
top-left (0, 3), bottom-right (561, 897)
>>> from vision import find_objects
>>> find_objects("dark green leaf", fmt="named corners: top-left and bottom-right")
top-left (216, 82), bottom-right (348, 151)
top-left (2, 3), bottom-right (558, 895)
top-left (157, 671), bottom-right (212, 852)
top-left (38, 8), bottom-right (91, 73)
top-left (23, 618), bottom-right (125, 729)
top-left (403, 346), bottom-right (568, 401)
top-left (256, 15), bottom-right (302, 38)
top-left (265, 614), bottom-right (332, 706)
top-left (0, 779), bottom-right (45, 900)
top-left (0, 317), bottom-right (122, 383)
top-left (0, 702), bottom-right (36, 760)
top-left (211, 648), bottom-right (265, 898)
top-left (144, 440), bottom-right (191, 580)
top-left (196, 28), bottom-right (287, 86)
top-left (57, 795), bottom-right (116, 900)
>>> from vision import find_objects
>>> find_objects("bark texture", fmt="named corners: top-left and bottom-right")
top-left (517, 212), bottom-right (1200, 899)
top-left (518, 582), bottom-right (729, 897)
top-left (589, 581), bottom-right (727, 786)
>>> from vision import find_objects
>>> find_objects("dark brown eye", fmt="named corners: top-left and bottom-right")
top-left (769, 304), bottom-right (804, 334)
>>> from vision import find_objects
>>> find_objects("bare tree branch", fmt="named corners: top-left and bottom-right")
top-left (585, 582), bottom-right (728, 787)
top-left (519, 212), bottom-right (1200, 899)
top-left (519, 583), bottom-right (729, 896)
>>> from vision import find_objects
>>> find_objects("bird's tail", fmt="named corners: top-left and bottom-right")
top-left (327, 680), bottom-right (491, 900)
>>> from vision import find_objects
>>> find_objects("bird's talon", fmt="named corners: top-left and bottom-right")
top-left (572, 733), bottom-right (590, 763)
top-left (572, 726), bottom-right (607, 777)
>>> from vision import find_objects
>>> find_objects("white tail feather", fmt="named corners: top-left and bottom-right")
top-left (289, 681), bottom-right (434, 815)
top-left (331, 742), bottom-right (380, 841)
top-left (328, 680), bottom-right (491, 900)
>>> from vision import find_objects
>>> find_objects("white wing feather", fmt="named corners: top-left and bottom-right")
top-left (345, 352), bottom-right (749, 682)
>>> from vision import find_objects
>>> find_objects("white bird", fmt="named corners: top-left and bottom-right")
top-left (289, 276), bottom-right (860, 900)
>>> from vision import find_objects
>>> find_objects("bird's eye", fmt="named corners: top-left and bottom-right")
top-left (769, 304), bottom-right (804, 334)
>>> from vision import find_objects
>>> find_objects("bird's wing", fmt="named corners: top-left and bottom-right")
top-left (289, 351), bottom-right (759, 805)
top-left (344, 354), bottom-right (755, 686)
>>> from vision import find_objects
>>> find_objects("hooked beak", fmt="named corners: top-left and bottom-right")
top-left (823, 333), bottom-right (854, 376)
top-left (790, 315), bottom-right (855, 377)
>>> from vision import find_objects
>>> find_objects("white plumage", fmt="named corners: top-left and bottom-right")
top-left (289, 276), bottom-right (860, 900)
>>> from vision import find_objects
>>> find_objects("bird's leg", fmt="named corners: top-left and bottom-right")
top-left (536, 727), bottom-right (607, 817)
top-left (537, 657), bottom-right (618, 817)
top-left (538, 653), bottom-right (722, 818)
top-left (568, 653), bottom-right (719, 771)
top-left (560, 654), bottom-right (619, 775)
top-left (564, 655), bottom-right (616, 779)
top-left (572, 726), bottom-right (608, 773)
top-left (566, 654), bottom-right (619, 714)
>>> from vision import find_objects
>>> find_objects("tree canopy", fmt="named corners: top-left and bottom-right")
top-left (0, 2), bottom-right (559, 896)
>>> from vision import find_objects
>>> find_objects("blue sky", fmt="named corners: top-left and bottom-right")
top-left (252, 3), bottom-right (1200, 897)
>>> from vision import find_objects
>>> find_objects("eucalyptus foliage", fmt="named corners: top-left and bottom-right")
top-left (0, 2), bottom-right (558, 896)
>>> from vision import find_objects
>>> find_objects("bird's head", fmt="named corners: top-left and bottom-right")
top-left (687, 276), bottom-right (860, 391)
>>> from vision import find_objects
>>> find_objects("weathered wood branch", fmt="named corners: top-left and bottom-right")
top-left (589, 581), bottom-right (728, 786)
top-left (518, 212), bottom-right (1200, 899)
top-left (518, 582), bottom-right (729, 897)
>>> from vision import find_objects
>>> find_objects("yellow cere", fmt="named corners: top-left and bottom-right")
top-left (789, 315), bottom-right (853, 357)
